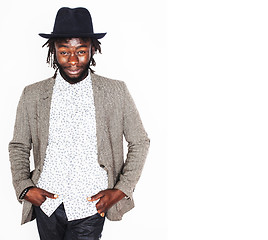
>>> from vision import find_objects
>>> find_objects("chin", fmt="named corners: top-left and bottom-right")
top-left (60, 69), bottom-right (89, 84)
top-left (67, 74), bottom-right (81, 79)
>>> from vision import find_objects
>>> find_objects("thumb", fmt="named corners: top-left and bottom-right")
top-left (88, 191), bottom-right (104, 202)
top-left (42, 190), bottom-right (58, 199)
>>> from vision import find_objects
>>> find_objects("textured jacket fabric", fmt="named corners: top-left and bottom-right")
top-left (9, 73), bottom-right (150, 224)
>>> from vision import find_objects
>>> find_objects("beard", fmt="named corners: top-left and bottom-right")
top-left (56, 62), bottom-right (90, 84)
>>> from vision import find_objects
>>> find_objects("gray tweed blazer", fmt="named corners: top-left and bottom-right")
top-left (9, 73), bottom-right (150, 224)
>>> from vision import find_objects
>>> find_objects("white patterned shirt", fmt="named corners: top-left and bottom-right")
top-left (37, 73), bottom-right (108, 221)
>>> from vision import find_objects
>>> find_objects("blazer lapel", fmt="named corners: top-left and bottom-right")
top-left (38, 77), bottom-right (55, 169)
top-left (91, 73), bottom-right (107, 167)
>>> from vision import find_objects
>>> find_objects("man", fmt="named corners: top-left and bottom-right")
top-left (9, 7), bottom-right (150, 240)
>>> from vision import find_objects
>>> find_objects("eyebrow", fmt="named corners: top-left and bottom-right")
top-left (57, 44), bottom-right (89, 49)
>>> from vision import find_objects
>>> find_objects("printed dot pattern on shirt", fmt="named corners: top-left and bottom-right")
top-left (37, 73), bottom-right (108, 221)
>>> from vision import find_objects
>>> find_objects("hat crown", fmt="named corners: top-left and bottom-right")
top-left (39, 7), bottom-right (106, 39)
top-left (53, 7), bottom-right (93, 34)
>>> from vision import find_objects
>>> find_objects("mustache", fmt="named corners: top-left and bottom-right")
top-left (55, 62), bottom-right (90, 71)
top-left (56, 63), bottom-right (90, 84)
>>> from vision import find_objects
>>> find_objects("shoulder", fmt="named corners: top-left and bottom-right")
top-left (24, 77), bottom-right (54, 93)
top-left (91, 73), bottom-right (127, 92)
top-left (21, 77), bottom-right (55, 101)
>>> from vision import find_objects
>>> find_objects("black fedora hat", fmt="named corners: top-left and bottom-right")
top-left (39, 7), bottom-right (106, 39)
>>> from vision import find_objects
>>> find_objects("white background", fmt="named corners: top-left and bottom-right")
top-left (169, 0), bottom-right (268, 239)
top-left (0, 0), bottom-right (168, 240)
top-left (2, 0), bottom-right (268, 240)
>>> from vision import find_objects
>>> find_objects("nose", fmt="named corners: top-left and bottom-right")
top-left (68, 53), bottom-right (78, 65)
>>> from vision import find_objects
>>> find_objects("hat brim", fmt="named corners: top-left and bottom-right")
top-left (39, 32), bottom-right (106, 39)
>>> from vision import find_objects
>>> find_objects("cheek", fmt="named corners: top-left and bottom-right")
top-left (80, 54), bottom-right (91, 64)
top-left (56, 54), bottom-right (68, 65)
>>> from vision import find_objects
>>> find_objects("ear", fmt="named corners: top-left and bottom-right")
top-left (91, 46), bottom-right (96, 55)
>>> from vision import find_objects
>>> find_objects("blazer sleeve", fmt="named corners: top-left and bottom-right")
top-left (8, 87), bottom-right (35, 202)
top-left (114, 83), bottom-right (150, 199)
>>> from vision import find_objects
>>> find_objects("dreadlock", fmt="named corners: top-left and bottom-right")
top-left (42, 37), bottom-right (102, 75)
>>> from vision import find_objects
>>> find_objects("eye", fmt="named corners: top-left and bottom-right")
top-left (60, 51), bottom-right (68, 55)
top-left (78, 50), bottom-right (86, 55)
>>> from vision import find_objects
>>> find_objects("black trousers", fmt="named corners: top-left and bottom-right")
top-left (33, 204), bottom-right (105, 240)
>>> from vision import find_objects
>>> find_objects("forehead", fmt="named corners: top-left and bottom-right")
top-left (55, 37), bottom-right (91, 47)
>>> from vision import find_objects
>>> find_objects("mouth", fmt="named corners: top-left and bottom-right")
top-left (65, 68), bottom-right (82, 76)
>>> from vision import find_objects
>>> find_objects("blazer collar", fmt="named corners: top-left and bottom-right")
top-left (40, 77), bottom-right (55, 100)
top-left (91, 72), bottom-right (104, 92)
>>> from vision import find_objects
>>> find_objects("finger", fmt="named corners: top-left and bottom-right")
top-left (95, 199), bottom-right (104, 211)
top-left (42, 190), bottom-right (58, 199)
top-left (87, 192), bottom-right (104, 201)
top-left (97, 207), bottom-right (106, 216)
top-left (40, 195), bottom-right (47, 205)
top-left (96, 199), bottom-right (108, 214)
top-left (33, 195), bottom-right (47, 207)
top-left (97, 205), bottom-right (107, 217)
